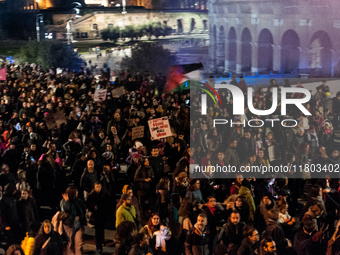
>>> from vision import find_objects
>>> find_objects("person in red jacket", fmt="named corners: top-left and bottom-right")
top-left (230, 174), bottom-right (243, 196)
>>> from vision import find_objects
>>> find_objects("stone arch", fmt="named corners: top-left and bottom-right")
top-left (258, 29), bottom-right (274, 71)
top-left (309, 30), bottom-right (333, 75)
top-left (281, 29), bottom-right (300, 72)
top-left (217, 25), bottom-right (226, 69)
top-left (227, 26), bottom-right (237, 71)
top-left (241, 27), bottom-right (252, 72)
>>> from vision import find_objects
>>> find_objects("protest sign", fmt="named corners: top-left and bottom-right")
top-left (148, 117), bottom-right (172, 139)
top-left (111, 86), bottom-right (125, 98)
top-left (44, 114), bottom-right (56, 129)
top-left (54, 112), bottom-right (67, 126)
top-left (132, 126), bottom-right (144, 140)
top-left (94, 89), bottom-right (107, 101)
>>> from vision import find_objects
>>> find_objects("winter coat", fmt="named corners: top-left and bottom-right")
top-left (21, 233), bottom-right (35, 255)
top-left (149, 155), bottom-right (164, 180)
top-left (18, 198), bottom-right (39, 232)
top-left (238, 186), bottom-right (255, 222)
top-left (32, 231), bottom-right (63, 255)
top-left (116, 204), bottom-right (137, 228)
top-left (237, 238), bottom-right (255, 255)
top-left (134, 166), bottom-right (154, 195)
top-left (86, 190), bottom-right (110, 225)
top-left (186, 189), bottom-right (204, 203)
top-left (185, 225), bottom-right (210, 255)
top-left (80, 168), bottom-right (99, 193)
top-left (218, 221), bottom-right (246, 255)
top-left (116, 196), bottom-right (141, 222)
top-left (224, 147), bottom-right (240, 169)
top-left (262, 219), bottom-right (287, 255)
top-left (37, 162), bottom-right (54, 191)
top-left (60, 198), bottom-right (86, 228)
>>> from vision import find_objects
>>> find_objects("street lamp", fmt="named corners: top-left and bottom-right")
top-left (36, 14), bottom-right (43, 42)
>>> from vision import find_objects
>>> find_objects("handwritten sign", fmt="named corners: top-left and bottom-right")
top-left (111, 86), bottom-right (125, 98)
top-left (94, 89), bottom-right (107, 101)
top-left (44, 114), bottom-right (56, 130)
top-left (148, 117), bottom-right (172, 139)
top-left (132, 126), bottom-right (144, 140)
top-left (53, 112), bottom-right (67, 126)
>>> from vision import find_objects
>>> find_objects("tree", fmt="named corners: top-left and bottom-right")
top-left (120, 42), bottom-right (176, 76)
top-left (122, 25), bottom-right (137, 41)
top-left (101, 26), bottom-right (120, 42)
top-left (153, 22), bottom-right (163, 39)
top-left (19, 41), bottom-right (83, 71)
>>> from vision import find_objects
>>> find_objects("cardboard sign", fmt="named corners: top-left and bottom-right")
top-left (53, 112), bottom-right (67, 126)
top-left (148, 117), bottom-right (172, 139)
top-left (94, 89), bottom-right (107, 101)
top-left (132, 126), bottom-right (144, 140)
top-left (44, 113), bottom-right (56, 130)
top-left (111, 86), bottom-right (125, 98)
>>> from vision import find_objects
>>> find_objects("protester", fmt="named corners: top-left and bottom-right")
top-left (0, 63), bottom-right (339, 255)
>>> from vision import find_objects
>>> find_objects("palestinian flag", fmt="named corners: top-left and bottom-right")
top-left (164, 63), bottom-right (203, 93)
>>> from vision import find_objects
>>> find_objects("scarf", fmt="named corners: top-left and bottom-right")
top-left (154, 228), bottom-right (171, 252)
top-left (207, 205), bottom-right (217, 216)
top-left (324, 128), bottom-right (331, 134)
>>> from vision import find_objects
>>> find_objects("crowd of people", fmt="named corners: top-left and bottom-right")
top-left (0, 62), bottom-right (340, 255)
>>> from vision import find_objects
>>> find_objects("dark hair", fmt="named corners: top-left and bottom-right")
top-left (65, 186), bottom-right (78, 200)
top-left (134, 233), bottom-right (146, 245)
top-left (198, 213), bottom-right (207, 219)
top-left (39, 220), bottom-right (53, 235)
top-left (207, 196), bottom-right (216, 202)
top-left (309, 185), bottom-right (321, 198)
top-left (94, 181), bottom-right (102, 186)
top-left (157, 177), bottom-right (170, 190)
top-left (115, 221), bottom-right (136, 241)
top-left (147, 213), bottom-right (162, 233)
top-left (28, 221), bottom-right (41, 237)
top-left (243, 227), bottom-right (257, 238)
top-left (260, 236), bottom-right (274, 255)
top-left (230, 210), bottom-right (240, 217)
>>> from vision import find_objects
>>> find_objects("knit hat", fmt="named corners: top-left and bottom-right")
top-left (122, 185), bottom-right (130, 194)
top-left (135, 142), bottom-right (143, 149)
top-left (121, 193), bottom-right (131, 201)
top-left (157, 143), bottom-right (165, 148)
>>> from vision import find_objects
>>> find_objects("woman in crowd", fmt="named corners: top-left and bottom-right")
top-left (60, 186), bottom-right (86, 255)
top-left (186, 179), bottom-right (204, 203)
top-left (32, 220), bottom-right (63, 255)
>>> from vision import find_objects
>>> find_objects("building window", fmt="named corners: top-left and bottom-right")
top-left (93, 24), bottom-right (98, 30)
top-left (108, 23), bottom-right (113, 28)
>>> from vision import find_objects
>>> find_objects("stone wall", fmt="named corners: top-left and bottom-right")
top-left (49, 10), bottom-right (208, 38)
